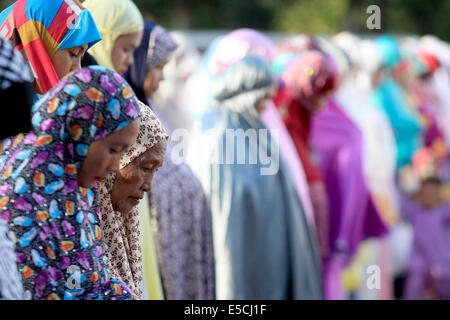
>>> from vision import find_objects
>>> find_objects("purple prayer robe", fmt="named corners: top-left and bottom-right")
top-left (310, 98), bottom-right (388, 299)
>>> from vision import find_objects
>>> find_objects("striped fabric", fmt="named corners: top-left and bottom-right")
top-left (0, 0), bottom-right (101, 94)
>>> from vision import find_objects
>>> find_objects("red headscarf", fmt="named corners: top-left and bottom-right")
top-left (282, 50), bottom-right (337, 109)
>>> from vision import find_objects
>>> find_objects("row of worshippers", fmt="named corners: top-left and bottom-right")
top-left (0, 0), bottom-right (213, 300)
top-left (172, 30), bottom-right (450, 300)
top-left (1, 0), bottom-right (450, 301)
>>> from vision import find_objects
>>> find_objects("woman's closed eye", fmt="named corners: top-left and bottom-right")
top-left (123, 46), bottom-right (134, 54)
top-left (143, 166), bottom-right (154, 174)
top-left (142, 161), bottom-right (163, 174)
top-left (71, 47), bottom-right (82, 57)
top-left (109, 147), bottom-right (122, 155)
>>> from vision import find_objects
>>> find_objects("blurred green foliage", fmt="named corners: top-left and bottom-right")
top-left (1, 0), bottom-right (449, 41)
top-left (133, 0), bottom-right (450, 41)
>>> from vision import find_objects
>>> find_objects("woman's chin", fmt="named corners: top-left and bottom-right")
top-left (128, 197), bottom-right (141, 208)
top-left (113, 201), bottom-right (137, 215)
top-left (77, 178), bottom-right (94, 189)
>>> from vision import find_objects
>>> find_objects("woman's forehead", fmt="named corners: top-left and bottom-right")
top-left (139, 142), bottom-right (166, 161)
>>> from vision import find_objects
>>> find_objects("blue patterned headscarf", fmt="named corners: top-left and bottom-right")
top-left (125, 20), bottom-right (178, 102)
top-left (0, 66), bottom-right (141, 300)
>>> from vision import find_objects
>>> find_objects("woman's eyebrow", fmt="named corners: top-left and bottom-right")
top-left (111, 142), bottom-right (130, 149)
top-left (79, 45), bottom-right (88, 55)
top-left (140, 156), bottom-right (163, 165)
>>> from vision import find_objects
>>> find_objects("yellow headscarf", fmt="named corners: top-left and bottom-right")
top-left (83, 0), bottom-right (144, 70)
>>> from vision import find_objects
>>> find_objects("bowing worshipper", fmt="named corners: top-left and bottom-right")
top-left (83, 0), bottom-right (144, 77)
top-left (313, 42), bottom-right (392, 299)
top-left (206, 28), bottom-right (318, 242)
top-left (271, 36), bottom-right (331, 259)
top-left (124, 20), bottom-right (178, 127)
top-left (276, 50), bottom-right (388, 299)
top-left (78, 2), bottom-right (167, 298)
top-left (187, 55), bottom-right (322, 300)
top-left (188, 28), bottom-right (274, 122)
top-left (331, 34), bottom-right (399, 300)
top-left (398, 177), bottom-right (450, 300)
top-left (332, 32), bottom-right (399, 227)
top-left (151, 31), bottom-right (203, 141)
top-left (417, 37), bottom-right (450, 181)
top-left (417, 37), bottom-right (450, 161)
top-left (309, 54), bottom-right (388, 300)
top-left (311, 49), bottom-right (388, 300)
top-left (273, 48), bottom-right (333, 262)
top-left (0, 37), bottom-right (35, 300)
top-left (125, 20), bottom-right (216, 300)
top-left (371, 35), bottom-right (424, 170)
top-left (397, 50), bottom-right (447, 174)
top-left (0, 0), bottom-right (101, 97)
top-left (98, 104), bottom-right (168, 300)
top-left (0, 66), bottom-right (142, 300)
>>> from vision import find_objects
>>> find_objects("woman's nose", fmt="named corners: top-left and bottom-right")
top-left (108, 161), bottom-right (120, 173)
top-left (73, 59), bottom-right (82, 72)
top-left (127, 54), bottom-right (134, 68)
top-left (141, 179), bottom-right (152, 193)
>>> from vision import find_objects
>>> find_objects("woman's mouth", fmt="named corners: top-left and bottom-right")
top-left (128, 196), bottom-right (142, 205)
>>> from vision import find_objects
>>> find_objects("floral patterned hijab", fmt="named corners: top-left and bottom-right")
top-left (0, 66), bottom-right (141, 300)
top-left (98, 102), bottom-right (167, 300)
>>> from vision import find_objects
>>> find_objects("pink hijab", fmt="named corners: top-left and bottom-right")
top-left (208, 28), bottom-right (275, 75)
top-left (282, 50), bottom-right (337, 109)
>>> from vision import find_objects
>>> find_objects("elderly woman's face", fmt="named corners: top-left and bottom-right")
top-left (111, 140), bottom-right (166, 214)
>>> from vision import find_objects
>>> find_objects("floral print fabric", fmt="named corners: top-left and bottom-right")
top-left (0, 66), bottom-right (141, 300)
top-left (150, 143), bottom-right (216, 300)
top-left (99, 103), bottom-right (167, 300)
